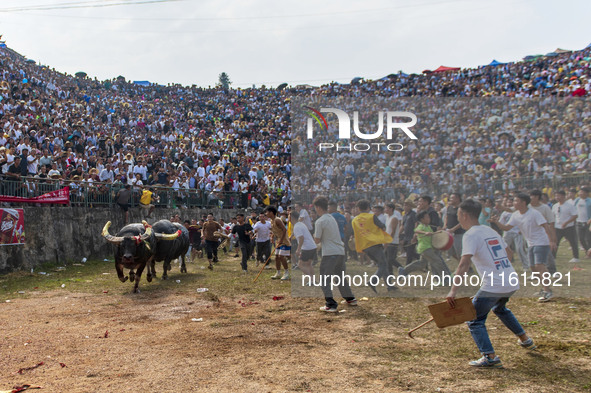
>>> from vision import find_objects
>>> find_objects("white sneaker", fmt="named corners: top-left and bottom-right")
top-left (538, 291), bottom-right (554, 303)
top-left (569, 258), bottom-right (580, 263)
top-left (271, 272), bottom-right (281, 280)
top-left (280, 272), bottom-right (290, 281)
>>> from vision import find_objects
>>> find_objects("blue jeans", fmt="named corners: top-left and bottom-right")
top-left (468, 290), bottom-right (525, 355)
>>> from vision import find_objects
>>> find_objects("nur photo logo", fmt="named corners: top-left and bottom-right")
top-left (303, 106), bottom-right (418, 151)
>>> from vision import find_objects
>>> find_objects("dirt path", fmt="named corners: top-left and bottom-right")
top-left (2, 290), bottom-right (590, 392)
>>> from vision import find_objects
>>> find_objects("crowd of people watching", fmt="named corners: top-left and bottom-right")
top-left (1, 43), bottom-right (590, 209)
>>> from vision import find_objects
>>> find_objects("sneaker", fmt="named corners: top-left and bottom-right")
top-left (319, 306), bottom-right (337, 313)
top-left (271, 272), bottom-right (281, 280)
top-left (242, 269), bottom-right (248, 274)
top-left (569, 258), bottom-right (580, 263)
top-left (469, 356), bottom-right (503, 368)
top-left (341, 299), bottom-right (358, 306)
top-left (207, 264), bottom-right (213, 270)
top-left (538, 291), bottom-right (554, 303)
top-left (518, 338), bottom-right (537, 350)
top-left (280, 272), bottom-right (290, 281)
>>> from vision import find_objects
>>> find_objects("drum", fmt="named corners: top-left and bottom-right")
top-left (213, 231), bottom-right (229, 239)
top-left (432, 231), bottom-right (454, 251)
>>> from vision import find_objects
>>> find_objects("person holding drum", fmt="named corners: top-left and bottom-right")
top-left (398, 211), bottom-right (451, 277)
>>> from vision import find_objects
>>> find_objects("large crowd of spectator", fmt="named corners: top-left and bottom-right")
top-left (1, 43), bottom-right (590, 209)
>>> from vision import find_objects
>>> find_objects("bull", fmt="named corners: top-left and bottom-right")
top-left (101, 221), bottom-right (162, 293)
top-left (145, 220), bottom-right (190, 280)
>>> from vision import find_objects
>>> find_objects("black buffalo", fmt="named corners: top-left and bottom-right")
top-left (101, 221), bottom-right (160, 293)
top-left (146, 220), bottom-right (190, 280)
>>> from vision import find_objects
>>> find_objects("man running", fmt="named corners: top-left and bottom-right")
top-left (491, 193), bottom-right (557, 302)
top-left (202, 213), bottom-right (222, 270)
top-left (266, 206), bottom-right (290, 280)
top-left (313, 196), bottom-right (356, 312)
top-left (447, 199), bottom-right (536, 368)
top-left (352, 199), bottom-right (395, 292)
top-left (231, 213), bottom-right (253, 273)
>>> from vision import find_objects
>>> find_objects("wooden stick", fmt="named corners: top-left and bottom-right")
top-left (253, 244), bottom-right (277, 283)
top-left (408, 317), bottom-right (434, 339)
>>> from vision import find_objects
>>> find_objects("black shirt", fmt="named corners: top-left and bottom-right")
top-left (446, 205), bottom-right (466, 235)
top-left (232, 223), bottom-right (253, 243)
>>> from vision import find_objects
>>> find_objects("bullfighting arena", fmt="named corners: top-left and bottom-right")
top-left (1, 254), bottom-right (590, 393)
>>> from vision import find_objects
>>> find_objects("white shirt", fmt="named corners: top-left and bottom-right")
top-left (574, 198), bottom-right (590, 223)
top-left (507, 208), bottom-right (549, 247)
top-left (252, 221), bottom-right (271, 242)
top-left (386, 211), bottom-right (402, 244)
top-left (462, 225), bottom-right (519, 293)
top-left (314, 213), bottom-right (345, 256)
top-left (551, 201), bottom-right (577, 229)
top-left (293, 221), bottom-right (316, 251)
top-left (530, 203), bottom-right (554, 224)
top-left (299, 208), bottom-right (313, 231)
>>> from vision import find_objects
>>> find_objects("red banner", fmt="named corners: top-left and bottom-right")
top-left (0, 187), bottom-right (70, 204)
top-left (0, 208), bottom-right (25, 245)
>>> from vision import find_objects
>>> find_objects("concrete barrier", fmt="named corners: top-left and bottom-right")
top-left (0, 206), bottom-right (243, 273)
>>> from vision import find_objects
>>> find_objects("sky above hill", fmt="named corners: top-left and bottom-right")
top-left (1, 0), bottom-right (590, 88)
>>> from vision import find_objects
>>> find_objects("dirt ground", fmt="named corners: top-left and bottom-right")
top-left (1, 258), bottom-right (590, 392)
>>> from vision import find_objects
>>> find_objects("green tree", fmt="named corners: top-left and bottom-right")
top-left (218, 72), bottom-right (232, 90)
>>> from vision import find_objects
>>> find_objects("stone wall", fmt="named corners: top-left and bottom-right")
top-left (0, 206), bottom-right (241, 273)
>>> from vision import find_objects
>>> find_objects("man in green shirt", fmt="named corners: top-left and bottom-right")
top-left (399, 211), bottom-right (451, 276)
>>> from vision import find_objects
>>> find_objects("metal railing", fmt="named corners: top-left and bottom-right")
top-left (295, 171), bottom-right (590, 204)
top-left (491, 172), bottom-right (590, 194)
top-left (0, 177), bottom-right (258, 209)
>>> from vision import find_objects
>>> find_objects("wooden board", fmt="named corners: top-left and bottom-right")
top-left (427, 297), bottom-right (476, 328)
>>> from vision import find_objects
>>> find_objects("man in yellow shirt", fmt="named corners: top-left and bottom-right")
top-left (352, 199), bottom-right (396, 292)
top-left (139, 187), bottom-right (157, 219)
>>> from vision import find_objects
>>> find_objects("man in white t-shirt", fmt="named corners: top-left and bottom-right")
top-left (291, 210), bottom-right (317, 277)
top-left (447, 199), bottom-right (535, 369)
top-left (492, 193), bottom-right (556, 303)
top-left (295, 203), bottom-right (313, 232)
top-left (529, 190), bottom-right (556, 273)
top-left (499, 197), bottom-right (529, 271)
top-left (574, 187), bottom-right (591, 253)
top-left (552, 190), bottom-right (579, 263)
top-left (384, 202), bottom-right (403, 274)
top-left (252, 212), bottom-right (272, 268)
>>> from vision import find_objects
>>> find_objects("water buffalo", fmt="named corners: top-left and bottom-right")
top-left (101, 221), bottom-right (162, 293)
top-left (145, 220), bottom-right (190, 280)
